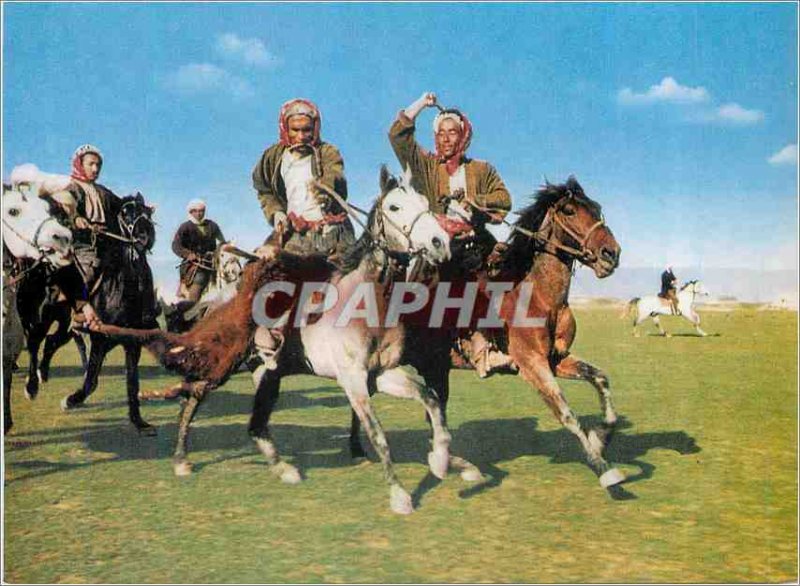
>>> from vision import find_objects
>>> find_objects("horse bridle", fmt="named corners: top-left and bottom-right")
top-left (536, 191), bottom-right (606, 264)
top-left (115, 200), bottom-right (154, 250)
top-left (373, 186), bottom-right (434, 259)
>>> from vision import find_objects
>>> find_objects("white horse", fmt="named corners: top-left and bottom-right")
top-left (2, 179), bottom-right (75, 433)
top-left (626, 279), bottom-right (711, 337)
top-left (128, 166), bottom-right (461, 515)
top-left (2, 180), bottom-right (74, 268)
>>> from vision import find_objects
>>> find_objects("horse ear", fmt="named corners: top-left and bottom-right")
top-left (135, 193), bottom-right (145, 205)
top-left (379, 165), bottom-right (397, 194)
top-left (566, 175), bottom-right (582, 194)
top-left (401, 164), bottom-right (413, 188)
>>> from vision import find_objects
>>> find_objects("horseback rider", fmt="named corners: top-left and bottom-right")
top-left (65, 144), bottom-right (158, 326)
top-left (659, 265), bottom-right (679, 315)
top-left (389, 91), bottom-right (513, 377)
top-left (252, 98), bottom-right (355, 369)
top-left (171, 199), bottom-right (227, 313)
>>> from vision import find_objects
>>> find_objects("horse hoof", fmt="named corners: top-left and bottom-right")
top-left (24, 387), bottom-right (38, 401)
top-left (428, 449), bottom-right (449, 480)
top-left (173, 461), bottom-right (193, 477)
top-left (274, 462), bottom-right (302, 485)
top-left (390, 485), bottom-right (414, 515)
top-left (60, 396), bottom-right (83, 412)
top-left (599, 468), bottom-right (626, 488)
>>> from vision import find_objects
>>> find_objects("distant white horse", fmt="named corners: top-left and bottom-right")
top-left (626, 279), bottom-right (711, 337)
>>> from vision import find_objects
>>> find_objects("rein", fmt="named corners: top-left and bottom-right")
top-left (314, 179), bottom-right (431, 261)
top-left (505, 194), bottom-right (606, 264)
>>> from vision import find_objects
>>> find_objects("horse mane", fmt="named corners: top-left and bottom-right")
top-left (502, 176), bottom-right (602, 277)
top-left (339, 205), bottom-right (378, 274)
top-left (680, 279), bottom-right (698, 291)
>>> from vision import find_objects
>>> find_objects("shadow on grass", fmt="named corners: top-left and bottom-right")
top-left (5, 410), bottom-right (701, 513)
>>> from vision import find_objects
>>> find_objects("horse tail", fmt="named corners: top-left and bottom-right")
top-left (620, 298), bottom-right (639, 319)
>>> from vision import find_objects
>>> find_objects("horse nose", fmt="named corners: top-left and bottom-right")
top-left (600, 246), bottom-right (618, 264)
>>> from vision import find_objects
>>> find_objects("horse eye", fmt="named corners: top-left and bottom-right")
top-left (388, 204), bottom-right (400, 212)
top-left (8, 208), bottom-right (20, 217)
top-left (561, 205), bottom-right (576, 216)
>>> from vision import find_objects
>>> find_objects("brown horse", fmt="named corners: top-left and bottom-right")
top-left (351, 177), bottom-right (624, 488)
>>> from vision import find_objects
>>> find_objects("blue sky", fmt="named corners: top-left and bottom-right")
top-left (3, 2), bottom-right (797, 293)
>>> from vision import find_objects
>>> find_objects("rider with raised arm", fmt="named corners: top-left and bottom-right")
top-left (251, 98), bottom-right (355, 369)
top-left (389, 92), bottom-right (513, 377)
top-left (171, 199), bottom-right (227, 314)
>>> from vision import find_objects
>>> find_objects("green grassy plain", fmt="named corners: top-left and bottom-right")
top-left (3, 307), bottom-right (797, 583)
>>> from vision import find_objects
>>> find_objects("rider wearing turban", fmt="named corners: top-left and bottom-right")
top-left (67, 144), bottom-right (158, 326)
top-left (389, 92), bottom-right (514, 378)
top-left (252, 98), bottom-right (354, 258)
top-left (251, 98), bottom-right (355, 369)
top-left (171, 199), bottom-right (227, 311)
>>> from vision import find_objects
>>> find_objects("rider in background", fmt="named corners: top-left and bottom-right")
top-left (659, 265), bottom-right (679, 314)
top-left (251, 98), bottom-right (355, 369)
top-left (171, 199), bottom-right (227, 313)
top-left (389, 91), bottom-right (512, 378)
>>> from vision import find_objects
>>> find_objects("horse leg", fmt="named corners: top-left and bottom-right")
top-left (4, 363), bottom-right (13, 434)
top-left (62, 335), bottom-right (110, 410)
top-left (555, 355), bottom-right (618, 445)
top-left (247, 363), bottom-right (300, 484)
top-left (515, 352), bottom-right (624, 488)
top-left (24, 329), bottom-right (43, 400)
top-left (172, 382), bottom-right (210, 476)
top-left (39, 316), bottom-right (73, 383)
top-left (124, 342), bottom-right (155, 435)
top-left (73, 332), bottom-right (89, 370)
top-left (374, 367), bottom-right (452, 479)
top-left (651, 315), bottom-right (669, 337)
top-left (348, 409), bottom-right (368, 460)
top-left (687, 311), bottom-right (708, 336)
top-left (139, 381), bottom-right (189, 401)
top-left (339, 368), bottom-right (414, 515)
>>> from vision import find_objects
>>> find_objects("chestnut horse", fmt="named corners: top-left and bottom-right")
top-left (352, 177), bottom-right (626, 489)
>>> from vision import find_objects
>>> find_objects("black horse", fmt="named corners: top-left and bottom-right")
top-left (15, 260), bottom-right (88, 400)
top-left (61, 193), bottom-right (159, 434)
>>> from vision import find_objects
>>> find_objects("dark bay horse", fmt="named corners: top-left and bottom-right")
top-left (351, 177), bottom-right (625, 489)
top-left (60, 193), bottom-right (159, 434)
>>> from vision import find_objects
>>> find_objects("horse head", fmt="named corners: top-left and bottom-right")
top-left (374, 165), bottom-right (451, 265)
top-left (512, 176), bottom-right (620, 278)
top-left (682, 279), bottom-right (710, 298)
top-left (2, 182), bottom-right (74, 267)
top-left (214, 242), bottom-right (243, 285)
top-left (119, 192), bottom-right (156, 253)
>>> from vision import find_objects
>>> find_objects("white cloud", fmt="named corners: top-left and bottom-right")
top-left (215, 33), bottom-right (279, 67)
top-left (714, 102), bottom-right (765, 125)
top-left (165, 63), bottom-right (254, 99)
top-left (768, 144), bottom-right (798, 166)
top-left (617, 76), bottom-right (710, 105)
